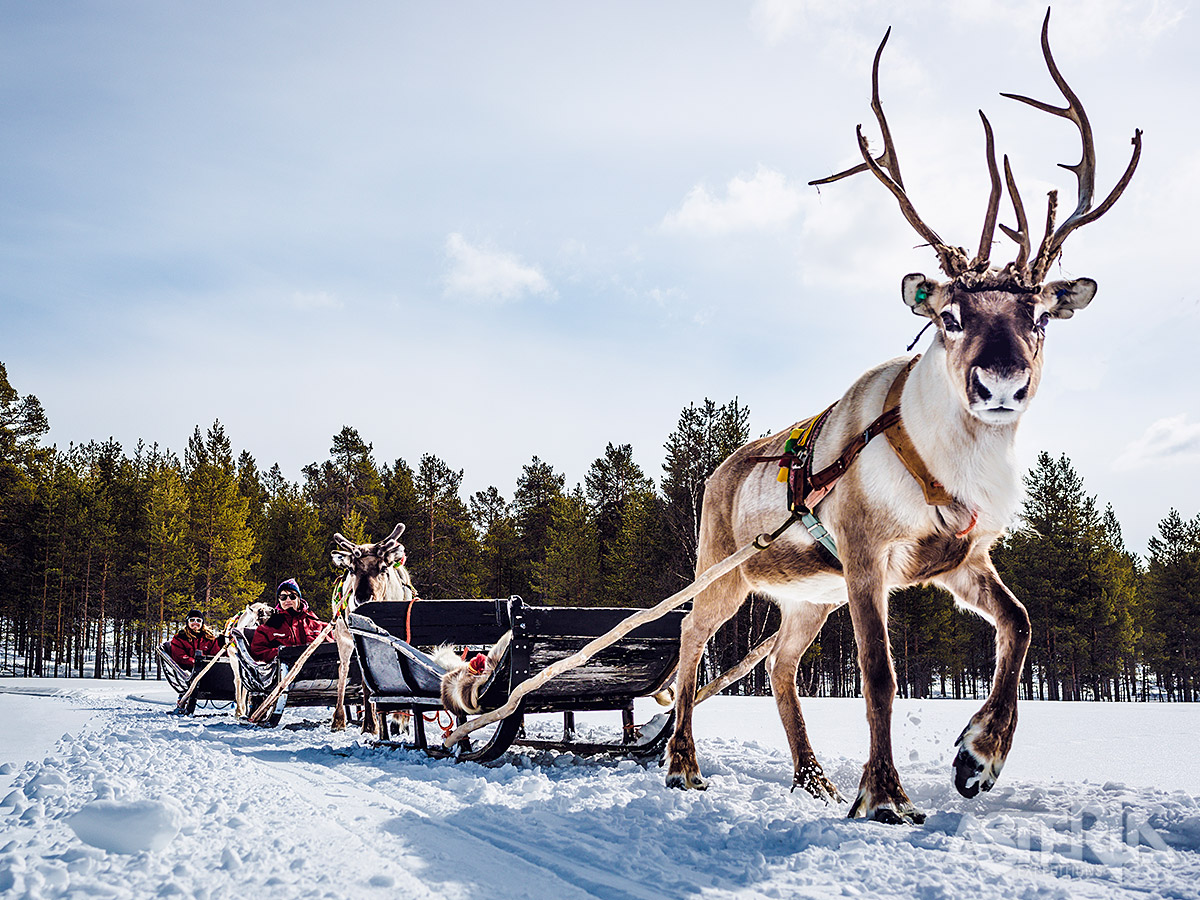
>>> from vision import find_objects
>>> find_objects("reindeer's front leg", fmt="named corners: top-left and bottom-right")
top-left (845, 550), bottom-right (924, 824)
top-left (666, 569), bottom-right (751, 790)
top-left (936, 555), bottom-right (1031, 797)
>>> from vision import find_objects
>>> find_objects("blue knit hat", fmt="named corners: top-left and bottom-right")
top-left (277, 578), bottom-right (303, 599)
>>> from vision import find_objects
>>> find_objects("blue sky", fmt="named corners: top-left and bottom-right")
top-left (2, 1), bottom-right (1196, 555)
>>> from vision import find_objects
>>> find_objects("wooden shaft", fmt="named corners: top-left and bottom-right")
top-left (695, 633), bottom-right (778, 704)
top-left (440, 525), bottom-right (791, 749)
top-left (175, 617), bottom-right (239, 708)
top-left (247, 620), bottom-right (337, 724)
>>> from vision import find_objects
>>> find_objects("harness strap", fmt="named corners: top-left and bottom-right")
top-left (882, 356), bottom-right (954, 506)
top-left (752, 354), bottom-right (969, 562)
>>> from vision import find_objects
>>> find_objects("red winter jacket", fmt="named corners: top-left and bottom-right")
top-left (168, 629), bottom-right (224, 669)
top-left (250, 603), bottom-right (331, 662)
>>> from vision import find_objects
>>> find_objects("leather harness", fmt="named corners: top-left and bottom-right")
top-left (753, 354), bottom-right (960, 563)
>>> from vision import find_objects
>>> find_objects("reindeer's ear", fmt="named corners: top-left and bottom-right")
top-left (902, 274), bottom-right (943, 318)
top-left (331, 551), bottom-right (353, 569)
top-left (1039, 278), bottom-right (1097, 319)
top-left (382, 543), bottom-right (406, 565)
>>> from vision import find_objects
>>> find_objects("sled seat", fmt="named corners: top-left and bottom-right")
top-left (156, 641), bottom-right (237, 713)
top-left (228, 626), bottom-right (362, 723)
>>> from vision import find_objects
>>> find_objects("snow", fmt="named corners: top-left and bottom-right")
top-left (67, 798), bottom-right (182, 855)
top-left (2, 679), bottom-right (1199, 899)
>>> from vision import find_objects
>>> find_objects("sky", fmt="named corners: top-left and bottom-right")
top-left (1, 0), bottom-right (1197, 556)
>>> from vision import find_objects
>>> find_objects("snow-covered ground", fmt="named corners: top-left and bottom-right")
top-left (3, 679), bottom-right (1199, 899)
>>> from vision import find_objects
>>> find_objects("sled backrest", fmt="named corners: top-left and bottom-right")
top-left (492, 600), bottom-right (684, 713)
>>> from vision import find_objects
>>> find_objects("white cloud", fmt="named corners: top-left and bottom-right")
top-left (1114, 414), bottom-right (1200, 471)
top-left (660, 165), bottom-right (804, 235)
top-left (443, 233), bottom-right (554, 303)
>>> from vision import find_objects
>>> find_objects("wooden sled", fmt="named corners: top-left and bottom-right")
top-left (228, 627), bottom-right (363, 727)
top-left (157, 642), bottom-right (237, 715)
top-left (348, 597), bottom-right (683, 763)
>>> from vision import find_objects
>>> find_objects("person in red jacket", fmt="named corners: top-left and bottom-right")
top-left (168, 610), bottom-right (224, 670)
top-left (250, 579), bottom-right (332, 663)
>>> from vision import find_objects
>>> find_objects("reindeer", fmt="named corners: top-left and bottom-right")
top-left (665, 10), bottom-right (1140, 824)
top-left (330, 523), bottom-right (416, 732)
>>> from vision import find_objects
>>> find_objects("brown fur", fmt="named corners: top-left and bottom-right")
top-left (660, 11), bottom-right (1138, 817)
top-left (329, 524), bottom-right (414, 734)
top-left (434, 633), bottom-right (512, 716)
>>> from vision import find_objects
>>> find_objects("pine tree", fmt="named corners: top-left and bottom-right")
top-left (410, 454), bottom-right (482, 598)
top-left (994, 451), bottom-right (1133, 701)
top-left (183, 422), bottom-right (262, 619)
top-left (661, 398), bottom-right (749, 583)
top-left (585, 442), bottom-right (653, 596)
top-left (380, 458), bottom-right (420, 536)
top-left (302, 426), bottom-right (384, 541)
top-left (511, 456), bottom-right (566, 601)
top-left (534, 486), bottom-right (601, 606)
top-left (1143, 509), bottom-right (1200, 701)
top-left (143, 453), bottom-right (195, 647)
top-left (0, 362), bottom-right (49, 672)
top-left (258, 469), bottom-right (323, 607)
top-left (237, 450), bottom-right (268, 563)
top-left (603, 486), bottom-right (671, 607)
top-left (470, 486), bottom-right (520, 599)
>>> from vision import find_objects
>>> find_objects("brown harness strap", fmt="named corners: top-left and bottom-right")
top-left (754, 354), bottom-right (953, 512)
top-left (882, 356), bottom-right (954, 506)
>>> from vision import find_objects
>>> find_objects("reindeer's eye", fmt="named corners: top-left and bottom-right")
top-left (1035, 312), bottom-right (1050, 332)
top-left (941, 311), bottom-right (962, 334)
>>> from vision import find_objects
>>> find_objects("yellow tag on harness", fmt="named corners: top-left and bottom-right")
top-left (777, 427), bottom-right (804, 482)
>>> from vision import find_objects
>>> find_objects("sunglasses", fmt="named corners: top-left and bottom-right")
top-left (279, 592), bottom-right (298, 600)
top-left (187, 617), bottom-right (204, 624)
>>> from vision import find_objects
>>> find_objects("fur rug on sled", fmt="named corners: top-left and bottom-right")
top-left (432, 632), bottom-right (512, 716)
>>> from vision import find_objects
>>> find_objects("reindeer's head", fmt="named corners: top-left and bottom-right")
top-left (899, 271), bottom-right (1096, 425)
top-left (331, 523), bottom-right (408, 607)
top-left (812, 9), bottom-right (1140, 427)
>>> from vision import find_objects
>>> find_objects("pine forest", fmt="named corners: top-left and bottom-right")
top-left (1, 360), bottom-right (1197, 702)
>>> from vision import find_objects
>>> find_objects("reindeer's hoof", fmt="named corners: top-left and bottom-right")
top-left (953, 722), bottom-right (1004, 798)
top-left (793, 765), bottom-right (843, 805)
top-left (665, 771), bottom-right (708, 791)
top-left (870, 806), bottom-right (926, 826)
top-left (848, 788), bottom-right (924, 825)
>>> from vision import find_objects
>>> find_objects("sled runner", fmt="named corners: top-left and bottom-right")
top-left (348, 597), bottom-right (684, 762)
top-left (228, 627), bottom-right (363, 727)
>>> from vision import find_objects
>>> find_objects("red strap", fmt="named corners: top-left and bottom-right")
top-left (404, 597), bottom-right (419, 644)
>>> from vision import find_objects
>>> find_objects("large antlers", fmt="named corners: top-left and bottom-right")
top-left (1002, 8), bottom-right (1143, 283)
top-left (332, 523), bottom-right (406, 559)
top-left (812, 8), bottom-right (1141, 286)
top-left (809, 27), bottom-right (973, 279)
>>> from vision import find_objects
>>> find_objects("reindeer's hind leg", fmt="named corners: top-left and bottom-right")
top-left (770, 599), bottom-right (843, 803)
top-left (936, 554), bottom-right (1031, 798)
top-left (666, 567), bottom-right (751, 790)
top-left (332, 618), bottom-right (352, 733)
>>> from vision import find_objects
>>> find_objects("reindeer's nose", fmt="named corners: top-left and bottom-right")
top-left (970, 366), bottom-right (1031, 410)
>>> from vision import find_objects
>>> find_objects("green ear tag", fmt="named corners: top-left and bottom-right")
top-left (915, 289), bottom-right (929, 302)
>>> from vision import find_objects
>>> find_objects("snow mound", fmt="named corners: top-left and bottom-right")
top-left (68, 798), bottom-right (181, 854)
